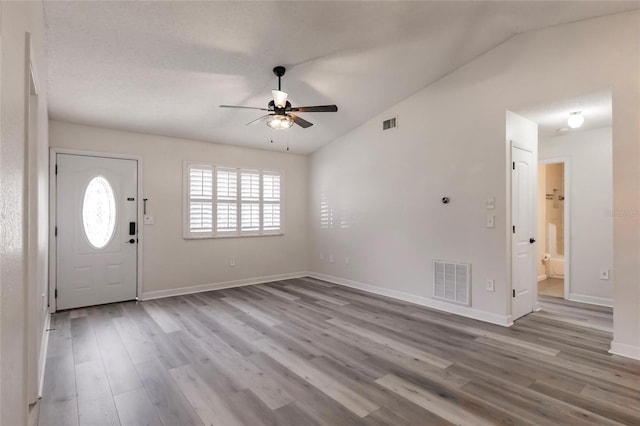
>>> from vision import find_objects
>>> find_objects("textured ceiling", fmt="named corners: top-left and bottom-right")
top-left (517, 89), bottom-right (612, 138)
top-left (44, 1), bottom-right (638, 154)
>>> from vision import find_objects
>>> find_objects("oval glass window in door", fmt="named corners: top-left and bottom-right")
top-left (82, 176), bottom-right (117, 249)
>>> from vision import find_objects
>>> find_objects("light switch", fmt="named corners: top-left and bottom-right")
top-left (486, 279), bottom-right (495, 291)
top-left (144, 215), bottom-right (155, 225)
top-left (486, 197), bottom-right (495, 209)
top-left (486, 215), bottom-right (495, 228)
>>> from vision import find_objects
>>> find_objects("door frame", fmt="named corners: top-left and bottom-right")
top-left (25, 31), bottom-right (42, 404)
top-left (508, 140), bottom-right (539, 320)
top-left (49, 148), bottom-right (144, 313)
top-left (538, 157), bottom-right (571, 300)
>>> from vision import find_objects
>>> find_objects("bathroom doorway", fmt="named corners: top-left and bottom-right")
top-left (537, 160), bottom-right (569, 299)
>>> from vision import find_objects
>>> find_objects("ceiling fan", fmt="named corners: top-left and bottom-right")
top-left (220, 66), bottom-right (338, 129)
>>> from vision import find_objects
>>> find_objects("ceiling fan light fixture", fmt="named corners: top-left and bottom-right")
top-left (272, 90), bottom-right (288, 108)
top-left (567, 111), bottom-right (584, 129)
top-left (267, 114), bottom-right (293, 130)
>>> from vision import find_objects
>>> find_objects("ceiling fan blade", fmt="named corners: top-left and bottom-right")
top-left (289, 105), bottom-right (338, 113)
top-left (290, 113), bottom-right (313, 128)
top-left (220, 105), bottom-right (269, 111)
top-left (272, 90), bottom-right (288, 108)
top-left (245, 114), bottom-right (271, 126)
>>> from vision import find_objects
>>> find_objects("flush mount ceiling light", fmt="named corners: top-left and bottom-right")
top-left (567, 111), bottom-right (584, 129)
top-left (266, 114), bottom-right (293, 130)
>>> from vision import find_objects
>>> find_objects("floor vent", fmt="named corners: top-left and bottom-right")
top-left (433, 260), bottom-right (471, 306)
top-left (382, 117), bottom-right (397, 131)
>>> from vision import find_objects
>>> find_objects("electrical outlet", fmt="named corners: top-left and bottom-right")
top-left (486, 215), bottom-right (495, 228)
top-left (486, 279), bottom-right (495, 291)
top-left (329, 254), bottom-right (334, 263)
top-left (600, 269), bottom-right (609, 280)
top-left (229, 256), bottom-right (236, 267)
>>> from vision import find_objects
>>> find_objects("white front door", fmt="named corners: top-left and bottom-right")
top-left (56, 154), bottom-right (138, 310)
top-left (511, 146), bottom-right (535, 321)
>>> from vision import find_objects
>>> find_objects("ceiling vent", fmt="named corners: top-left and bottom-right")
top-left (433, 260), bottom-right (471, 306)
top-left (382, 117), bottom-right (397, 131)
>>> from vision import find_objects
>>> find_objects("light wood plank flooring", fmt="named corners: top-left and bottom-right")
top-left (538, 294), bottom-right (614, 333)
top-left (37, 277), bottom-right (640, 426)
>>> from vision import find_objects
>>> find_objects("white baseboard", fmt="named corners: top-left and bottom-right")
top-left (537, 274), bottom-right (547, 282)
top-left (609, 341), bottom-right (640, 360)
top-left (568, 293), bottom-right (613, 308)
top-left (141, 272), bottom-right (307, 300)
top-left (307, 272), bottom-right (512, 327)
top-left (38, 310), bottom-right (51, 398)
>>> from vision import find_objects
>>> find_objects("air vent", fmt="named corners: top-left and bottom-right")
top-left (433, 260), bottom-right (471, 306)
top-left (382, 117), bottom-right (397, 131)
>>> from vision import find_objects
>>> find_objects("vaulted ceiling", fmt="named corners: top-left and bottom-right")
top-left (44, 1), bottom-right (639, 154)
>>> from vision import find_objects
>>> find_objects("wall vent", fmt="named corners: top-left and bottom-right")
top-left (382, 117), bottom-right (397, 131)
top-left (433, 260), bottom-right (471, 306)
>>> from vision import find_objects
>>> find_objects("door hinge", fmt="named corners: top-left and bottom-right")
top-left (55, 226), bottom-right (58, 237)
top-left (512, 289), bottom-right (516, 298)
top-left (512, 225), bottom-right (516, 233)
top-left (55, 164), bottom-right (58, 175)
top-left (54, 289), bottom-right (58, 299)
top-left (512, 162), bottom-right (515, 170)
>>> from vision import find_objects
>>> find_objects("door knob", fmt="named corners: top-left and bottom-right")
top-left (529, 238), bottom-right (536, 244)
top-left (125, 239), bottom-right (136, 244)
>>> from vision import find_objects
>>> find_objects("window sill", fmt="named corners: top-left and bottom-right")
top-left (184, 233), bottom-right (284, 240)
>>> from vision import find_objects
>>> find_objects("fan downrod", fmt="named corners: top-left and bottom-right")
top-left (273, 66), bottom-right (286, 91)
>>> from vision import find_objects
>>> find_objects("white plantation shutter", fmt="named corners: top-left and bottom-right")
top-left (241, 171), bottom-right (260, 201)
top-left (217, 168), bottom-right (238, 233)
top-left (187, 165), bottom-right (213, 236)
top-left (241, 171), bottom-right (260, 233)
top-left (217, 169), bottom-right (237, 200)
top-left (263, 203), bottom-right (280, 231)
top-left (263, 172), bottom-right (281, 233)
top-left (263, 173), bottom-right (280, 201)
top-left (184, 163), bottom-right (282, 238)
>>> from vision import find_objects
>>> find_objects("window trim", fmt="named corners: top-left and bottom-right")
top-left (183, 161), bottom-right (284, 239)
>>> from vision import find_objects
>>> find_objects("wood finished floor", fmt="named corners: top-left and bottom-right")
top-left (37, 277), bottom-right (640, 426)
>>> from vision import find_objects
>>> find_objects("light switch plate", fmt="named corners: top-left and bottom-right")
top-left (486, 197), bottom-right (495, 209)
top-left (144, 215), bottom-right (155, 225)
top-left (600, 269), bottom-right (609, 280)
top-left (486, 279), bottom-right (495, 291)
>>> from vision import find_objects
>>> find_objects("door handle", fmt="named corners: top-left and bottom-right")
top-left (530, 238), bottom-right (536, 244)
top-left (125, 239), bottom-right (136, 244)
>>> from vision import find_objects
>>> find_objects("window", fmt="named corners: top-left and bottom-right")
top-left (82, 176), bottom-right (117, 249)
top-left (184, 162), bottom-right (282, 238)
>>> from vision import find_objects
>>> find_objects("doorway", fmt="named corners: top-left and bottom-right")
top-left (507, 111), bottom-right (538, 322)
top-left (514, 88), bottom-right (613, 318)
top-left (537, 160), bottom-right (569, 299)
top-left (54, 153), bottom-right (139, 310)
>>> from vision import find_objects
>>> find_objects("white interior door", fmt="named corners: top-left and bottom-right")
top-left (56, 154), bottom-right (138, 310)
top-left (511, 146), bottom-right (536, 320)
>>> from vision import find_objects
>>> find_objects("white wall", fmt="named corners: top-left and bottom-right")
top-left (49, 121), bottom-right (309, 298)
top-left (309, 11), bottom-right (640, 357)
top-left (539, 127), bottom-right (613, 305)
top-left (0, 1), bottom-right (49, 424)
